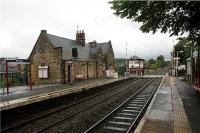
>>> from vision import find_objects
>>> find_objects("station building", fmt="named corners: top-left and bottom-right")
top-left (29, 30), bottom-right (115, 85)
top-left (126, 56), bottom-right (144, 75)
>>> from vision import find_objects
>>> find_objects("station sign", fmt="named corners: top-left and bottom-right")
top-left (193, 51), bottom-right (198, 57)
top-left (172, 57), bottom-right (180, 60)
top-left (6, 59), bottom-right (30, 64)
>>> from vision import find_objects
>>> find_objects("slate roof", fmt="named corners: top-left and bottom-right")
top-left (47, 34), bottom-right (77, 49)
top-left (97, 42), bottom-right (111, 55)
top-left (47, 34), bottom-right (91, 61)
top-left (46, 34), bottom-right (111, 61)
top-left (129, 56), bottom-right (144, 60)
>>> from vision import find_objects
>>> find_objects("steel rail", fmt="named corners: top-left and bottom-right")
top-left (84, 78), bottom-right (156, 133)
top-left (126, 76), bottom-right (164, 132)
top-left (35, 78), bottom-right (147, 133)
top-left (2, 78), bottom-right (137, 132)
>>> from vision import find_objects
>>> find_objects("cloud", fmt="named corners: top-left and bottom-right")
top-left (0, 0), bottom-right (178, 60)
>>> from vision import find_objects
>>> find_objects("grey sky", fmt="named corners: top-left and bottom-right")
top-left (0, 0), bottom-right (178, 60)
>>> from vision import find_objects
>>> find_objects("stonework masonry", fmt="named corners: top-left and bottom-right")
top-left (29, 30), bottom-right (115, 85)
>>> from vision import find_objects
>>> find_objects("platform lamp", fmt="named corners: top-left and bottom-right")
top-left (176, 51), bottom-right (183, 77)
top-left (184, 41), bottom-right (193, 83)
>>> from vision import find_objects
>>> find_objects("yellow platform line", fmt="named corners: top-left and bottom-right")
top-left (171, 77), bottom-right (192, 133)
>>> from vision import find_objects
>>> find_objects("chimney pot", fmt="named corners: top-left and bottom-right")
top-left (41, 30), bottom-right (47, 34)
top-left (76, 29), bottom-right (85, 47)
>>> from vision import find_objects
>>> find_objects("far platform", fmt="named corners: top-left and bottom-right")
top-left (0, 78), bottom-right (124, 111)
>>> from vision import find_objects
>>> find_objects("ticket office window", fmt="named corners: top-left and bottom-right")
top-left (38, 66), bottom-right (48, 78)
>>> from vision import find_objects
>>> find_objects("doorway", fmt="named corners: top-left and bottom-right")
top-left (67, 65), bottom-right (71, 83)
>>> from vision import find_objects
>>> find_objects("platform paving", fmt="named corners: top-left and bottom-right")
top-left (135, 76), bottom-right (192, 133)
top-left (176, 77), bottom-right (200, 133)
top-left (0, 78), bottom-right (123, 111)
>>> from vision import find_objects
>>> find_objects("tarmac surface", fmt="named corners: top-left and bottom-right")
top-left (135, 76), bottom-right (195, 133)
top-left (0, 78), bottom-right (122, 111)
top-left (0, 78), bottom-right (110, 102)
top-left (176, 77), bottom-right (200, 133)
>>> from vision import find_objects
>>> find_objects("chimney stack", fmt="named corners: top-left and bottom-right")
top-left (41, 30), bottom-right (47, 34)
top-left (76, 30), bottom-right (85, 47)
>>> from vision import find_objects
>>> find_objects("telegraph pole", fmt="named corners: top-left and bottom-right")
top-left (125, 42), bottom-right (127, 71)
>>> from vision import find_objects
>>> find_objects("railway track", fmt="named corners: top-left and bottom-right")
top-left (2, 78), bottom-right (160, 133)
top-left (35, 78), bottom-right (149, 133)
top-left (39, 78), bottom-right (155, 133)
top-left (2, 78), bottom-right (138, 132)
top-left (84, 77), bottom-right (162, 133)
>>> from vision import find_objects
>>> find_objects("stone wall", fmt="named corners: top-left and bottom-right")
top-left (29, 31), bottom-right (63, 85)
top-left (29, 30), bottom-right (115, 85)
top-left (65, 61), bottom-right (106, 83)
top-left (106, 45), bottom-right (115, 70)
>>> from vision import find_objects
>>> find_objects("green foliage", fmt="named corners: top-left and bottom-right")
top-left (145, 55), bottom-right (169, 70)
top-left (157, 55), bottom-right (164, 62)
top-left (110, 1), bottom-right (200, 45)
top-left (149, 63), bottom-right (158, 70)
top-left (115, 58), bottom-right (126, 76)
top-left (173, 38), bottom-right (192, 64)
top-left (0, 78), bottom-right (22, 88)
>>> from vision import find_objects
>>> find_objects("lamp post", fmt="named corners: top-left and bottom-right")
top-left (184, 41), bottom-right (193, 83)
top-left (176, 51), bottom-right (183, 76)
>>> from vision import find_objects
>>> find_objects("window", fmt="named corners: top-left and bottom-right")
top-left (72, 48), bottom-right (78, 57)
top-left (38, 66), bottom-right (48, 78)
top-left (134, 60), bottom-right (139, 64)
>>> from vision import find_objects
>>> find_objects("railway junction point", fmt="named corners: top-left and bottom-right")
top-left (1, 75), bottom-right (199, 132)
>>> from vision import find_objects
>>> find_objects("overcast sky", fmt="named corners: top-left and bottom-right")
top-left (0, 0), bottom-right (178, 60)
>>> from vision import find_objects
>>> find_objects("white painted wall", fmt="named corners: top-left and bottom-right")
top-left (128, 60), bottom-right (144, 68)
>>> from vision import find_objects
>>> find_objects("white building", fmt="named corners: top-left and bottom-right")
top-left (126, 56), bottom-right (144, 75)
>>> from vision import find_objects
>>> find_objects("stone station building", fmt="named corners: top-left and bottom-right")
top-left (29, 30), bottom-right (115, 85)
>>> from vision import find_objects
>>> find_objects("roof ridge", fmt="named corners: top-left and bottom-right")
top-left (47, 33), bottom-right (89, 46)
top-left (47, 33), bottom-right (75, 42)
top-left (98, 42), bottom-right (109, 44)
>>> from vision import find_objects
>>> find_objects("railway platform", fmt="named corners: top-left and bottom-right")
top-left (135, 76), bottom-right (192, 133)
top-left (0, 78), bottom-right (123, 111)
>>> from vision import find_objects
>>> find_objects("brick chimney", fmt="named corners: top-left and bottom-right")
top-left (76, 30), bottom-right (85, 47)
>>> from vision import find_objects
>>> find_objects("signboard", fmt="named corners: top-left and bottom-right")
top-left (193, 51), bottom-right (198, 57)
top-left (171, 69), bottom-right (176, 76)
top-left (6, 59), bottom-right (30, 65)
top-left (38, 66), bottom-right (48, 78)
top-left (172, 57), bottom-right (180, 60)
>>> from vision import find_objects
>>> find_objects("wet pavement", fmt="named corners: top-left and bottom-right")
top-left (0, 78), bottom-right (122, 111)
top-left (135, 76), bottom-right (192, 133)
top-left (0, 78), bottom-right (117, 102)
top-left (176, 78), bottom-right (200, 133)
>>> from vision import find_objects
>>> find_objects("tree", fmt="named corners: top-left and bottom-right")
top-left (110, 1), bottom-right (200, 46)
top-left (157, 55), bottom-right (166, 67)
top-left (173, 38), bottom-right (191, 64)
top-left (157, 55), bottom-right (164, 62)
top-left (148, 58), bottom-right (155, 64)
